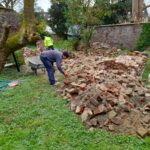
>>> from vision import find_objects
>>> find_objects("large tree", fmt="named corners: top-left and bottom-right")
top-left (101, 0), bottom-right (132, 24)
top-left (63, 0), bottom-right (109, 47)
top-left (48, 1), bottom-right (67, 37)
top-left (0, 0), bottom-right (39, 73)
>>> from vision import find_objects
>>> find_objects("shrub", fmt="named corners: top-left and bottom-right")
top-left (136, 23), bottom-right (150, 51)
top-left (36, 21), bottom-right (47, 34)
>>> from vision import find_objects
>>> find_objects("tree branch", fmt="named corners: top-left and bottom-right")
top-left (143, 4), bottom-right (150, 10)
top-left (0, 22), bottom-right (10, 48)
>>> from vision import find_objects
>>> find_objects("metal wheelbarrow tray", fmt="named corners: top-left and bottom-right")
top-left (27, 56), bottom-right (45, 75)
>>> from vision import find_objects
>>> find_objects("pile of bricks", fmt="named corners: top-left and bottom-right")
top-left (22, 47), bottom-right (40, 58)
top-left (59, 51), bottom-right (150, 137)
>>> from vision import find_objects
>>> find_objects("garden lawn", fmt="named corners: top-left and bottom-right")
top-left (0, 67), bottom-right (150, 150)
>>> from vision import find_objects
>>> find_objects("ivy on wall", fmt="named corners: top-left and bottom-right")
top-left (136, 23), bottom-right (150, 51)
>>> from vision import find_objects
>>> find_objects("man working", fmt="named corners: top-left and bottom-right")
top-left (44, 35), bottom-right (54, 50)
top-left (40, 49), bottom-right (69, 85)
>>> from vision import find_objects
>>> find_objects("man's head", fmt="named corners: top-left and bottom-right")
top-left (62, 51), bottom-right (70, 59)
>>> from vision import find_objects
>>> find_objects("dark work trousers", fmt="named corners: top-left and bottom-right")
top-left (40, 55), bottom-right (55, 85)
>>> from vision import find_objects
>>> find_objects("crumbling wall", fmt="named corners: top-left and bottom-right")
top-left (91, 23), bottom-right (143, 50)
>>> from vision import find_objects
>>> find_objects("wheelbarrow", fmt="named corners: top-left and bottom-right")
top-left (27, 56), bottom-right (45, 75)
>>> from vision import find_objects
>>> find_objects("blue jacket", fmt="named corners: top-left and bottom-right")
top-left (40, 49), bottom-right (63, 74)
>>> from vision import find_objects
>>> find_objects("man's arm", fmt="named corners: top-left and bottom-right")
top-left (56, 57), bottom-right (68, 77)
top-left (56, 58), bottom-right (64, 74)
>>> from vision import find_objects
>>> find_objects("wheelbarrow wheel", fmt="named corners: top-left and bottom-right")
top-left (31, 67), bottom-right (37, 75)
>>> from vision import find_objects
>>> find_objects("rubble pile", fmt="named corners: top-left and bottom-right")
top-left (59, 51), bottom-right (150, 137)
top-left (89, 42), bottom-right (121, 57)
top-left (22, 47), bottom-right (40, 58)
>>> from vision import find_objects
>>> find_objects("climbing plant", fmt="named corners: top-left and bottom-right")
top-left (136, 23), bottom-right (150, 51)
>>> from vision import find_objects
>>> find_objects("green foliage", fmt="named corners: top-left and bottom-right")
top-left (63, 0), bottom-right (107, 49)
top-left (94, 0), bottom-right (112, 23)
top-left (70, 37), bottom-right (80, 50)
top-left (34, 6), bottom-right (47, 34)
top-left (36, 21), bottom-right (47, 34)
top-left (35, 9), bottom-right (45, 22)
top-left (80, 27), bottom-right (95, 47)
top-left (0, 67), bottom-right (150, 149)
top-left (6, 51), bottom-right (24, 65)
top-left (54, 37), bottom-right (76, 51)
top-left (15, 51), bottom-right (24, 65)
top-left (63, 0), bottom-right (84, 26)
top-left (64, 0), bottom-right (105, 26)
top-left (48, 2), bottom-right (67, 37)
top-left (136, 23), bottom-right (150, 51)
top-left (101, 0), bottom-right (132, 24)
top-left (142, 54), bottom-right (150, 84)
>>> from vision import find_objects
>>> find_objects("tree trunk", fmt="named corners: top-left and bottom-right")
top-left (23, 0), bottom-right (36, 34)
top-left (132, 0), bottom-right (144, 22)
top-left (0, 50), bottom-right (7, 72)
top-left (0, 23), bottom-right (10, 72)
top-left (0, 0), bottom-right (39, 73)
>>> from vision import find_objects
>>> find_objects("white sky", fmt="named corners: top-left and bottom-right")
top-left (145, 0), bottom-right (150, 14)
top-left (145, 0), bottom-right (150, 4)
top-left (37, 0), bottom-right (51, 12)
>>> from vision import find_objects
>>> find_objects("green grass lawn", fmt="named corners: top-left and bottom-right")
top-left (0, 68), bottom-right (150, 150)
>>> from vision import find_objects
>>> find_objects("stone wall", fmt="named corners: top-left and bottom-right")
top-left (0, 8), bottom-right (20, 38)
top-left (91, 23), bottom-right (143, 50)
